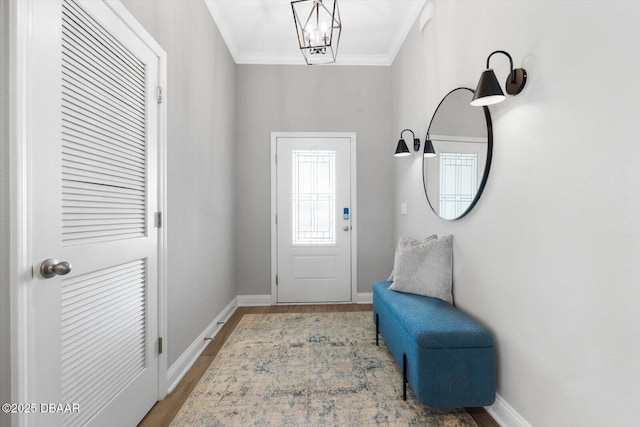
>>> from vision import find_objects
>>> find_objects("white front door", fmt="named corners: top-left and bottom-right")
top-left (27, 1), bottom-right (162, 425)
top-left (274, 134), bottom-right (355, 303)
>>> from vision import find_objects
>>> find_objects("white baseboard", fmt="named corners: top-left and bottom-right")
top-left (355, 292), bottom-right (372, 304)
top-left (485, 393), bottom-right (531, 427)
top-left (237, 293), bottom-right (373, 305)
top-left (166, 297), bottom-right (238, 393)
top-left (237, 294), bottom-right (272, 306)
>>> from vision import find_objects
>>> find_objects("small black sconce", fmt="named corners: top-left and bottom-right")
top-left (471, 50), bottom-right (527, 106)
top-left (395, 129), bottom-right (420, 157)
top-left (423, 135), bottom-right (436, 158)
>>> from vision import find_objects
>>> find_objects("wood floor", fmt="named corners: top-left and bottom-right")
top-left (139, 304), bottom-right (499, 427)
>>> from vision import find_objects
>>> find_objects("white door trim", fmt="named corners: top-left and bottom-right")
top-left (8, 2), bottom-right (31, 424)
top-left (8, 2), bottom-right (168, 425)
top-left (270, 132), bottom-right (357, 305)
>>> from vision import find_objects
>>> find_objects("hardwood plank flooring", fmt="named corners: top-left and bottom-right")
top-left (139, 304), bottom-right (499, 427)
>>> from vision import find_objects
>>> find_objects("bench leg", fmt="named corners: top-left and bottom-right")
top-left (375, 313), bottom-right (379, 346)
top-left (402, 353), bottom-right (407, 401)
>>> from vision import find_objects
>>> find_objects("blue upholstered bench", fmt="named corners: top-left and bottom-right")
top-left (372, 280), bottom-right (496, 408)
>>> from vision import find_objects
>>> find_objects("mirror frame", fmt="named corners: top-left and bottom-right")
top-left (422, 87), bottom-right (493, 220)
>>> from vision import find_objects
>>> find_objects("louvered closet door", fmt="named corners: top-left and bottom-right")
top-left (29, 1), bottom-right (161, 426)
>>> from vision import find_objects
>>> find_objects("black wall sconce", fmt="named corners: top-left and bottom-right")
top-left (423, 135), bottom-right (435, 158)
top-left (394, 129), bottom-right (421, 157)
top-left (471, 50), bottom-right (527, 106)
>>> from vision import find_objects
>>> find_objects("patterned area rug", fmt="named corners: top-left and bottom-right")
top-left (171, 312), bottom-right (477, 426)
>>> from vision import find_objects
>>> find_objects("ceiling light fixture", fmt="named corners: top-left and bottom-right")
top-left (471, 50), bottom-right (527, 106)
top-left (291, 0), bottom-right (342, 65)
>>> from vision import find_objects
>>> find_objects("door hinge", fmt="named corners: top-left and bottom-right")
top-left (275, 275), bottom-right (278, 285)
top-left (157, 86), bottom-right (163, 104)
top-left (275, 214), bottom-right (277, 225)
top-left (155, 212), bottom-right (162, 228)
top-left (158, 337), bottom-right (163, 354)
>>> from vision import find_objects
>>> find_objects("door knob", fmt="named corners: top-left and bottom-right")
top-left (40, 258), bottom-right (72, 278)
top-left (343, 226), bottom-right (350, 231)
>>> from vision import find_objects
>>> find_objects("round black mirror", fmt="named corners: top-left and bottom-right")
top-left (423, 88), bottom-right (492, 220)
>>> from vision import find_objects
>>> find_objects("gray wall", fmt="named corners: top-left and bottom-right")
top-left (235, 65), bottom-right (394, 296)
top-left (1, 1), bottom-right (10, 425)
top-left (392, 1), bottom-right (640, 425)
top-left (121, 0), bottom-right (237, 367)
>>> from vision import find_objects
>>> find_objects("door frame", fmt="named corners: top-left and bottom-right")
top-left (270, 132), bottom-right (357, 305)
top-left (8, 1), bottom-right (168, 425)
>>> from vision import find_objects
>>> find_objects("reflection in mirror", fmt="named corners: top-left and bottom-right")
top-left (423, 88), bottom-right (492, 220)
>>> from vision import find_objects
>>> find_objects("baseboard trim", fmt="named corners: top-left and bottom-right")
top-left (237, 293), bottom-right (372, 305)
top-left (237, 294), bottom-right (272, 306)
top-left (166, 297), bottom-right (238, 393)
top-left (485, 393), bottom-right (531, 427)
top-left (355, 292), bottom-right (372, 304)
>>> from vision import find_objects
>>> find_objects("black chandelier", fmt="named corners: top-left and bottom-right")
top-left (291, 0), bottom-right (342, 65)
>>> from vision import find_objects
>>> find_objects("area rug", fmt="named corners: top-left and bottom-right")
top-left (171, 312), bottom-right (477, 426)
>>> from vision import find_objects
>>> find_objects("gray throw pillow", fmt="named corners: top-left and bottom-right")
top-left (389, 235), bottom-right (454, 304)
top-left (387, 234), bottom-right (436, 281)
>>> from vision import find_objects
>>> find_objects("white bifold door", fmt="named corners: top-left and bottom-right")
top-left (27, 1), bottom-right (162, 426)
top-left (275, 135), bottom-right (353, 303)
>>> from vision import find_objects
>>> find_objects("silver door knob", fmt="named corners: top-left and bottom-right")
top-left (343, 226), bottom-right (350, 231)
top-left (40, 258), bottom-right (72, 278)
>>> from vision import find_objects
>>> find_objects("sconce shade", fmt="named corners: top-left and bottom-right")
top-left (394, 139), bottom-right (410, 157)
top-left (471, 50), bottom-right (527, 106)
top-left (291, 0), bottom-right (342, 65)
top-left (423, 138), bottom-right (436, 158)
top-left (471, 69), bottom-right (505, 106)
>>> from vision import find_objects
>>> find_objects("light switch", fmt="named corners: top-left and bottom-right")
top-left (400, 203), bottom-right (408, 216)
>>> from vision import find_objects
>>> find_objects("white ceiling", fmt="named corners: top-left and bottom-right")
top-left (204, 0), bottom-right (427, 66)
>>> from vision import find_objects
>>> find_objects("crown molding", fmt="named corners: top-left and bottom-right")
top-left (203, 0), bottom-right (240, 63)
top-left (386, 0), bottom-right (427, 64)
top-left (235, 52), bottom-right (392, 66)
